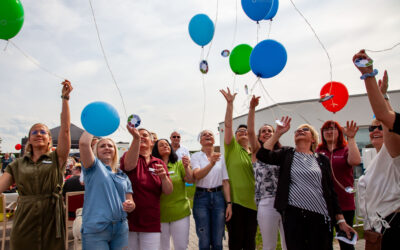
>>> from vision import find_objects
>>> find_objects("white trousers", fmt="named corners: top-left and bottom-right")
top-left (257, 197), bottom-right (287, 250)
top-left (160, 216), bottom-right (190, 250)
top-left (128, 231), bottom-right (161, 250)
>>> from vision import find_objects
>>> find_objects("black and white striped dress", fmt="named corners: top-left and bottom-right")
top-left (288, 152), bottom-right (329, 217)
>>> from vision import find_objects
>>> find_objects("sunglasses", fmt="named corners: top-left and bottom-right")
top-left (294, 127), bottom-right (310, 134)
top-left (172, 136), bottom-right (180, 139)
top-left (368, 125), bottom-right (382, 132)
top-left (31, 129), bottom-right (47, 136)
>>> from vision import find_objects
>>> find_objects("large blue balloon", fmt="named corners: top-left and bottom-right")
top-left (241, 0), bottom-right (273, 22)
top-left (188, 14), bottom-right (214, 47)
top-left (81, 101), bottom-right (120, 137)
top-left (264, 0), bottom-right (279, 20)
top-left (250, 39), bottom-right (287, 78)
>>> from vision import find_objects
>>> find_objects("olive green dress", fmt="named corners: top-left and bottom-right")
top-left (6, 151), bottom-right (66, 250)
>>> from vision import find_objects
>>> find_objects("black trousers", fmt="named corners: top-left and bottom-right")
top-left (335, 210), bottom-right (355, 250)
top-left (381, 212), bottom-right (400, 250)
top-left (226, 203), bottom-right (258, 250)
top-left (283, 205), bottom-right (333, 250)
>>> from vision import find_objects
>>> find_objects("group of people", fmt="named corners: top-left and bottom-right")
top-left (0, 50), bottom-right (398, 250)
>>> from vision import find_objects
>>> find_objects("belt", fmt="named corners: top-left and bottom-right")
top-left (19, 191), bottom-right (63, 239)
top-left (196, 186), bottom-right (222, 192)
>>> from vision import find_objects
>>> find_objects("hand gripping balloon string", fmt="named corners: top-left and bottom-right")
top-left (289, 0), bottom-right (333, 84)
top-left (9, 40), bottom-right (65, 80)
top-left (231, 0), bottom-right (238, 49)
top-left (205, 0), bottom-right (219, 60)
top-left (88, 0), bottom-right (128, 120)
top-left (365, 42), bottom-right (400, 53)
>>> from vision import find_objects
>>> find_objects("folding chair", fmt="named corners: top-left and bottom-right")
top-left (65, 191), bottom-right (84, 249)
top-left (0, 194), bottom-right (17, 250)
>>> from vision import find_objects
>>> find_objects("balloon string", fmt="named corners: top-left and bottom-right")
top-left (200, 47), bottom-right (204, 61)
top-left (259, 80), bottom-right (311, 124)
top-left (289, 0), bottom-right (333, 83)
top-left (88, 0), bottom-right (128, 120)
top-left (201, 73), bottom-right (206, 131)
top-left (9, 40), bottom-right (65, 80)
top-left (231, 0), bottom-right (238, 48)
top-left (205, 0), bottom-right (219, 60)
top-left (267, 20), bottom-right (272, 39)
top-left (256, 22), bottom-right (260, 43)
top-left (365, 42), bottom-right (400, 53)
top-left (3, 40), bottom-right (9, 51)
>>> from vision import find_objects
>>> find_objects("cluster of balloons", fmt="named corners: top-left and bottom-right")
top-left (0, 0), bottom-right (24, 40)
top-left (227, 0), bottom-right (286, 79)
top-left (81, 101), bottom-right (120, 137)
top-left (241, 0), bottom-right (279, 22)
top-left (320, 82), bottom-right (349, 113)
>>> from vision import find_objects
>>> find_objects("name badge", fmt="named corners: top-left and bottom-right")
top-left (42, 161), bottom-right (52, 164)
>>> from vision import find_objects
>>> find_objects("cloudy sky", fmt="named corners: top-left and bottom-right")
top-left (1, 0), bottom-right (399, 153)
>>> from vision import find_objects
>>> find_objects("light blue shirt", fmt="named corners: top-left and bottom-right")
top-left (82, 158), bottom-right (133, 233)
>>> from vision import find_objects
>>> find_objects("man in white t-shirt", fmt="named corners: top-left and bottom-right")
top-left (170, 131), bottom-right (190, 160)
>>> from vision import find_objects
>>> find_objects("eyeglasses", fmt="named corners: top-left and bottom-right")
top-left (31, 129), bottom-right (47, 136)
top-left (172, 136), bottom-right (180, 139)
top-left (294, 127), bottom-right (310, 134)
top-left (236, 129), bottom-right (248, 133)
top-left (368, 125), bottom-right (382, 132)
top-left (322, 127), bottom-right (337, 132)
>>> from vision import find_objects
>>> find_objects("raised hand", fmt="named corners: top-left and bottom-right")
top-left (182, 155), bottom-right (190, 168)
top-left (61, 80), bottom-right (73, 98)
top-left (275, 116), bottom-right (291, 136)
top-left (155, 163), bottom-right (167, 180)
top-left (126, 125), bottom-right (140, 140)
top-left (344, 121), bottom-right (359, 139)
top-left (220, 87), bottom-right (237, 104)
top-left (249, 95), bottom-right (260, 109)
top-left (352, 49), bottom-right (373, 74)
top-left (209, 152), bottom-right (221, 166)
top-left (378, 70), bottom-right (388, 94)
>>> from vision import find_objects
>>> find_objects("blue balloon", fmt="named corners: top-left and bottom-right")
top-left (241, 0), bottom-right (273, 22)
top-left (81, 101), bottom-right (120, 137)
top-left (250, 39), bottom-right (287, 78)
top-left (188, 14), bottom-right (214, 47)
top-left (264, 0), bottom-right (279, 20)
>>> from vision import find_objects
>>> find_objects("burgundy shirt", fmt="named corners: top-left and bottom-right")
top-left (120, 153), bottom-right (170, 232)
top-left (316, 146), bottom-right (355, 211)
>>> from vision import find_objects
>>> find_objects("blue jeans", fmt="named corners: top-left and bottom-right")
top-left (193, 190), bottom-right (226, 250)
top-left (82, 220), bottom-right (129, 250)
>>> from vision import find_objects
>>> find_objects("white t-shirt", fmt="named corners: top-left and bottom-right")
top-left (357, 144), bottom-right (400, 232)
top-left (175, 145), bottom-right (190, 160)
top-left (191, 151), bottom-right (229, 189)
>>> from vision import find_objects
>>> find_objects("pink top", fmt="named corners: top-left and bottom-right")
top-left (120, 153), bottom-right (170, 232)
top-left (316, 146), bottom-right (355, 211)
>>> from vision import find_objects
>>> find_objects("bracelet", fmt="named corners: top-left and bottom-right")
top-left (337, 219), bottom-right (346, 224)
top-left (383, 93), bottom-right (389, 100)
top-left (360, 69), bottom-right (378, 80)
top-left (61, 95), bottom-right (69, 100)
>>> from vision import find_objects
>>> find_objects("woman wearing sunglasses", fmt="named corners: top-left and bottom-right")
top-left (0, 80), bottom-right (73, 249)
top-left (256, 119), bottom-right (356, 250)
top-left (354, 50), bottom-right (400, 249)
top-left (316, 120), bottom-right (361, 250)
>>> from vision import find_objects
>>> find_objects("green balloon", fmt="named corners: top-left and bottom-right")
top-left (0, 0), bottom-right (24, 40)
top-left (229, 44), bottom-right (253, 75)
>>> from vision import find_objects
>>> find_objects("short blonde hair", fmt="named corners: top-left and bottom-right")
top-left (297, 124), bottom-right (319, 152)
top-left (24, 123), bottom-right (53, 156)
top-left (93, 138), bottom-right (119, 172)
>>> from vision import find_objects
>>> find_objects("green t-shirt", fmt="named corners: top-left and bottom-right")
top-left (160, 161), bottom-right (191, 222)
top-left (224, 137), bottom-right (257, 210)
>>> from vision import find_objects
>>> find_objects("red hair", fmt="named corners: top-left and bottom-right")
top-left (317, 120), bottom-right (347, 150)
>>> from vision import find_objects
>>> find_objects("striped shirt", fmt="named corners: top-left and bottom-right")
top-left (288, 152), bottom-right (329, 217)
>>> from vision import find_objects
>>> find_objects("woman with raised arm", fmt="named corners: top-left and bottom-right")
top-left (79, 131), bottom-right (134, 249)
top-left (353, 50), bottom-right (400, 249)
top-left (256, 118), bottom-right (356, 250)
top-left (316, 120), bottom-right (361, 250)
top-left (191, 129), bottom-right (232, 250)
top-left (0, 80), bottom-right (72, 249)
top-left (120, 126), bottom-right (173, 250)
top-left (247, 95), bottom-right (287, 250)
top-left (152, 139), bottom-right (193, 250)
